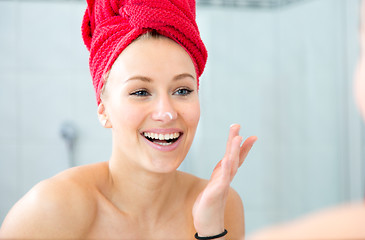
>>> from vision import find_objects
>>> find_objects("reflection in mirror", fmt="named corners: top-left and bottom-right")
top-left (248, 0), bottom-right (365, 239)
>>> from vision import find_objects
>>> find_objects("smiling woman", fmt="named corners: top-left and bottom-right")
top-left (0, 0), bottom-right (256, 239)
top-left (100, 35), bottom-right (201, 173)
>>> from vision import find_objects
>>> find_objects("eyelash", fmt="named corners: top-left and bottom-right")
top-left (129, 88), bottom-right (193, 97)
top-left (130, 89), bottom-right (150, 97)
top-left (174, 88), bottom-right (193, 96)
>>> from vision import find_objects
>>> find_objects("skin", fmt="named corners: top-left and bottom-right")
top-left (0, 36), bottom-right (257, 239)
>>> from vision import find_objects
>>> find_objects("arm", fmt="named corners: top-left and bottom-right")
top-left (193, 124), bottom-right (256, 239)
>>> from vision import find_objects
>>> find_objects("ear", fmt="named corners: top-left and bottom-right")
top-left (97, 102), bottom-right (112, 128)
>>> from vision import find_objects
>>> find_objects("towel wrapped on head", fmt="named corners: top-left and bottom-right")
top-left (82, 0), bottom-right (208, 104)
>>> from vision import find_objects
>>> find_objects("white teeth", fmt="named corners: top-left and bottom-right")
top-left (155, 142), bottom-right (172, 146)
top-left (164, 134), bottom-right (170, 140)
top-left (143, 132), bottom-right (180, 141)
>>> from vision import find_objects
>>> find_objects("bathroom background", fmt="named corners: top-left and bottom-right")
top-left (0, 0), bottom-right (364, 234)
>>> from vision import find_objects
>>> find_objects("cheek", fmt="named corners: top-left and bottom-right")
top-left (109, 101), bottom-right (146, 131)
top-left (180, 100), bottom-right (200, 128)
top-left (124, 105), bottom-right (143, 121)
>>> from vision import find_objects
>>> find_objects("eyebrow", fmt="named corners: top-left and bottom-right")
top-left (174, 73), bottom-right (196, 81)
top-left (125, 73), bottom-right (196, 83)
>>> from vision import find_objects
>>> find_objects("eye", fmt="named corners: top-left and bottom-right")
top-left (130, 89), bottom-right (151, 97)
top-left (174, 88), bottom-right (193, 96)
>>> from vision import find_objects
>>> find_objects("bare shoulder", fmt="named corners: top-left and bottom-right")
top-left (176, 171), bottom-right (208, 196)
top-left (225, 187), bottom-right (245, 237)
top-left (0, 162), bottom-right (107, 239)
top-left (248, 202), bottom-right (365, 240)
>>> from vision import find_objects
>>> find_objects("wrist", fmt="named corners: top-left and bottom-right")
top-left (193, 206), bottom-right (225, 234)
top-left (196, 227), bottom-right (225, 237)
top-left (195, 229), bottom-right (228, 240)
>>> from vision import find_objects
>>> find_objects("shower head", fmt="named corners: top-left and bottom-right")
top-left (60, 121), bottom-right (78, 167)
top-left (60, 121), bottom-right (77, 144)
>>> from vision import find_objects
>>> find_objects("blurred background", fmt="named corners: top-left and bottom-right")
top-left (0, 0), bottom-right (364, 235)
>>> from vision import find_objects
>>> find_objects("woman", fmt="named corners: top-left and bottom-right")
top-left (0, 0), bottom-right (257, 239)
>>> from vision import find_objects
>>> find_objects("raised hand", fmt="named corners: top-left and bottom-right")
top-left (192, 124), bottom-right (257, 238)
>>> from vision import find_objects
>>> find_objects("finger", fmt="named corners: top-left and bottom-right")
top-left (221, 154), bottom-right (232, 184)
top-left (228, 135), bottom-right (243, 181)
top-left (212, 159), bottom-right (223, 173)
top-left (212, 129), bottom-right (241, 177)
top-left (225, 124), bottom-right (241, 157)
top-left (221, 136), bottom-right (241, 183)
top-left (238, 136), bottom-right (257, 167)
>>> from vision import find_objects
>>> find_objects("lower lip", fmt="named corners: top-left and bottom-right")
top-left (141, 134), bottom-right (183, 152)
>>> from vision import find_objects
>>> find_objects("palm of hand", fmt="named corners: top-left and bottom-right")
top-left (192, 124), bottom-right (257, 236)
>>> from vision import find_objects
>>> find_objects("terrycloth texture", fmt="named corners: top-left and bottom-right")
top-left (82, 0), bottom-right (208, 104)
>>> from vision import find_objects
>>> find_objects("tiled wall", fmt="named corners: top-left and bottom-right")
top-left (194, 0), bottom-right (364, 232)
top-left (0, 0), bottom-right (363, 234)
top-left (0, 0), bottom-right (112, 222)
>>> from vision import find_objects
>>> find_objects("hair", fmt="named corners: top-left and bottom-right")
top-left (136, 29), bottom-right (165, 41)
top-left (100, 29), bottom-right (166, 101)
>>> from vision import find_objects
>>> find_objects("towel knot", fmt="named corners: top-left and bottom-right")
top-left (82, 0), bottom-right (207, 104)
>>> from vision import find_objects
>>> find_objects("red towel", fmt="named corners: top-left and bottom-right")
top-left (82, 0), bottom-right (208, 104)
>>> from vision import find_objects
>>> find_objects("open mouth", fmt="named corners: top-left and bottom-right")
top-left (142, 132), bottom-right (182, 146)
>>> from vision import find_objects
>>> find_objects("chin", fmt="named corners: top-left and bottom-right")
top-left (146, 154), bottom-right (186, 173)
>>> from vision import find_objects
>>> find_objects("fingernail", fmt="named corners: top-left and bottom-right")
top-left (230, 123), bottom-right (240, 129)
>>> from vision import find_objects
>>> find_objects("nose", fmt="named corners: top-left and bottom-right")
top-left (151, 95), bottom-right (177, 122)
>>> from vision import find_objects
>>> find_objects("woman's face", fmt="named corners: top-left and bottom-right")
top-left (102, 36), bottom-right (200, 173)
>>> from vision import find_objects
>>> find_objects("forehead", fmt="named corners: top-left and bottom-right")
top-left (110, 37), bottom-right (197, 80)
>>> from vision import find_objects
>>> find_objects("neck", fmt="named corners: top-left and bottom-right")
top-left (106, 153), bottom-right (182, 223)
